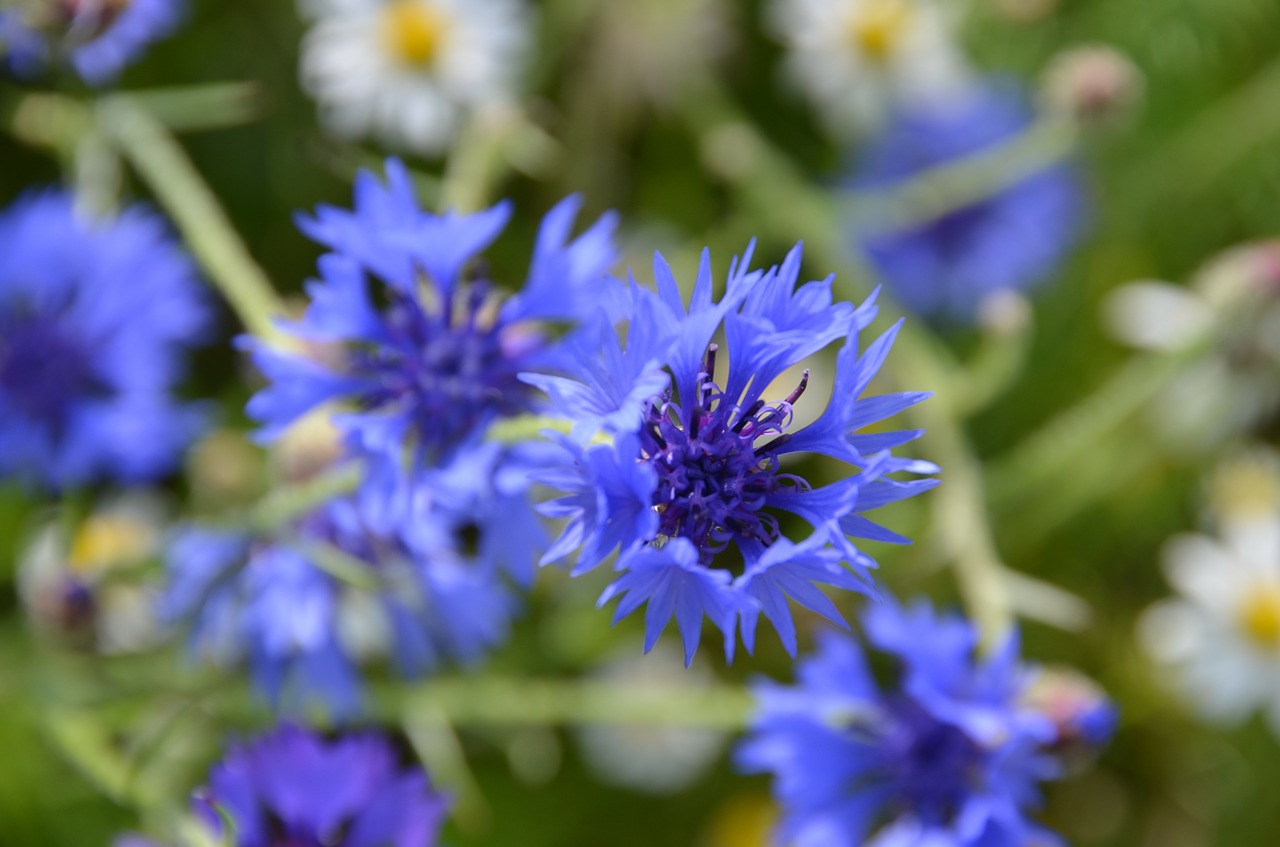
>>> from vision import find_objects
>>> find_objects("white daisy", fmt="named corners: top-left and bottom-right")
top-left (1138, 449), bottom-right (1280, 734)
top-left (766, 0), bottom-right (971, 135)
top-left (298, 0), bottom-right (529, 155)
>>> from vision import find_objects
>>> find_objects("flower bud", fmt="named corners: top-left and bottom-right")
top-left (1043, 44), bottom-right (1144, 126)
top-left (1023, 667), bottom-right (1118, 752)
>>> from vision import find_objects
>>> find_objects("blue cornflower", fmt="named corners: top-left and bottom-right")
top-left (245, 158), bottom-right (619, 496)
top-left (160, 448), bottom-right (538, 715)
top-left (850, 81), bottom-right (1086, 321)
top-left (1, 0), bottom-right (185, 85)
top-left (737, 598), bottom-right (1075, 847)
top-left (0, 191), bottom-right (207, 490)
top-left (531, 243), bottom-right (938, 662)
top-left (116, 724), bottom-right (449, 847)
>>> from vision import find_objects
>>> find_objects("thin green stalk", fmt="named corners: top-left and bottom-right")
top-left (243, 464), bottom-right (362, 532)
top-left (985, 343), bottom-right (1204, 512)
top-left (95, 95), bottom-right (291, 345)
top-left (844, 117), bottom-right (1078, 235)
top-left (950, 303), bottom-right (1035, 419)
top-left (72, 128), bottom-right (123, 217)
top-left (890, 324), bottom-right (1015, 644)
top-left (295, 541), bottom-right (381, 591)
top-left (438, 110), bottom-right (521, 213)
top-left (125, 82), bottom-right (265, 134)
top-left (403, 675), bottom-right (753, 729)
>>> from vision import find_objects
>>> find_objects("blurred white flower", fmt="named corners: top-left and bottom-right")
top-left (766, 0), bottom-right (970, 135)
top-left (1102, 281), bottom-right (1212, 353)
top-left (1103, 241), bottom-right (1280, 449)
top-left (576, 644), bottom-right (726, 794)
top-left (1138, 449), bottom-right (1280, 734)
top-left (18, 493), bottom-right (166, 654)
top-left (298, 0), bottom-right (529, 155)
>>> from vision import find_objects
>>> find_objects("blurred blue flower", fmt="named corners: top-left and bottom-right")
top-left (532, 243), bottom-right (938, 663)
top-left (1, 0), bottom-right (185, 85)
top-left (0, 191), bottom-right (207, 490)
top-left (118, 724), bottom-right (449, 847)
top-left (737, 598), bottom-right (1070, 847)
top-left (0, 9), bottom-right (48, 77)
top-left (245, 159), bottom-right (619, 497)
top-left (850, 81), bottom-right (1087, 321)
top-left (160, 448), bottom-right (539, 716)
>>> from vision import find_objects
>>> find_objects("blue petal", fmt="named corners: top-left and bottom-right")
top-left (599, 539), bottom-right (749, 665)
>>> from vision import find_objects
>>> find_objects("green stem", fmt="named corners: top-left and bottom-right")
top-left (843, 117), bottom-right (1078, 235)
top-left (95, 95), bottom-right (291, 345)
top-left (124, 82), bottom-right (265, 134)
top-left (402, 675), bottom-right (753, 729)
top-left (486, 414), bottom-right (574, 444)
top-left (294, 541), bottom-right (381, 592)
top-left (891, 324), bottom-right (1015, 644)
top-left (950, 302), bottom-right (1035, 419)
top-left (984, 344), bottom-right (1204, 513)
top-left (438, 109), bottom-right (521, 213)
top-left (242, 464), bottom-right (362, 532)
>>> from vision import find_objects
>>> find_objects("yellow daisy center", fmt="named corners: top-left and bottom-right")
top-left (1239, 584), bottom-right (1280, 649)
top-left (69, 515), bottom-right (152, 574)
top-left (847, 0), bottom-right (913, 62)
top-left (1210, 458), bottom-right (1279, 523)
top-left (381, 0), bottom-right (449, 68)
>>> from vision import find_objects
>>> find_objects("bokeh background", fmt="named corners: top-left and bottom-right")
top-left (3, 0), bottom-right (1280, 845)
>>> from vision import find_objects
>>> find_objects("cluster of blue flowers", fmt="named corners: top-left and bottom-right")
top-left (161, 473), bottom-right (530, 716)
top-left (161, 161), bottom-right (616, 712)
top-left (1, 0), bottom-right (185, 84)
top-left (738, 599), bottom-right (1113, 847)
top-left (0, 144), bottom-right (1115, 842)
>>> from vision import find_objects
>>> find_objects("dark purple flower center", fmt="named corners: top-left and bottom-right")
top-left (639, 345), bottom-right (810, 564)
top-left (927, 203), bottom-right (995, 259)
top-left (879, 699), bottom-right (985, 825)
top-left (353, 281), bottom-right (538, 458)
top-left (0, 311), bottom-right (103, 430)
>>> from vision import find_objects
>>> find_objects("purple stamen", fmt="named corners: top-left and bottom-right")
top-left (637, 347), bottom-right (813, 566)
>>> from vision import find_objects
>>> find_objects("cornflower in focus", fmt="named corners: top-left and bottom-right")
top-left (850, 81), bottom-right (1086, 321)
top-left (245, 158), bottom-right (617, 505)
top-left (298, 0), bottom-right (529, 154)
top-left (161, 448), bottom-right (538, 716)
top-left (0, 0), bottom-right (184, 84)
top-left (1138, 447), bottom-right (1280, 735)
top-left (0, 191), bottom-right (208, 489)
top-left (738, 599), bottom-right (1104, 847)
top-left (766, 0), bottom-right (970, 134)
top-left (530, 243), bottom-right (937, 662)
top-left (116, 724), bottom-right (449, 847)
